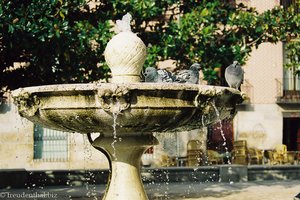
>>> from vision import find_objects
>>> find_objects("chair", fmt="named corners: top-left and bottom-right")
top-left (269, 144), bottom-right (288, 165)
top-left (248, 148), bottom-right (263, 164)
top-left (232, 140), bottom-right (248, 165)
top-left (287, 151), bottom-right (296, 165)
top-left (187, 140), bottom-right (204, 166)
top-left (160, 154), bottom-right (176, 167)
top-left (207, 150), bottom-right (223, 165)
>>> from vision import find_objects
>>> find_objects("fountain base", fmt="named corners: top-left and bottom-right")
top-left (92, 135), bottom-right (158, 200)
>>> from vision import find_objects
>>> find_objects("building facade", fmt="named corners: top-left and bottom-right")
top-left (233, 0), bottom-right (300, 152)
top-left (0, 100), bottom-right (109, 170)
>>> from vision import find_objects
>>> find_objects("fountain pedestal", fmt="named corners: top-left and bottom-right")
top-left (93, 135), bottom-right (158, 200)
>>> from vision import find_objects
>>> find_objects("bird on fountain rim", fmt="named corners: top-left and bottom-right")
top-left (225, 60), bottom-right (244, 90)
top-left (143, 63), bottom-right (202, 84)
top-left (174, 63), bottom-right (202, 84)
top-left (143, 67), bottom-right (175, 83)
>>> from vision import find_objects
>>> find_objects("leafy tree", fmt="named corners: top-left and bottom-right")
top-left (0, 0), bottom-right (112, 91)
top-left (151, 2), bottom-right (299, 84)
top-left (0, 0), bottom-right (299, 94)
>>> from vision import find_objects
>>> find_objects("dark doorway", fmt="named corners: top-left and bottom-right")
top-left (283, 117), bottom-right (300, 151)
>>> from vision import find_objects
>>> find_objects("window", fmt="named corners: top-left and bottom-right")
top-left (283, 42), bottom-right (300, 91)
top-left (280, 0), bottom-right (300, 13)
top-left (283, 68), bottom-right (300, 91)
top-left (33, 124), bottom-right (69, 162)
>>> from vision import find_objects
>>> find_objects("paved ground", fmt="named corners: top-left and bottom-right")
top-left (0, 180), bottom-right (299, 200)
top-left (147, 180), bottom-right (300, 200)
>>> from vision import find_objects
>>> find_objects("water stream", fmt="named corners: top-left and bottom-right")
top-left (211, 101), bottom-right (231, 165)
top-left (111, 111), bottom-right (119, 160)
top-left (201, 115), bottom-right (209, 166)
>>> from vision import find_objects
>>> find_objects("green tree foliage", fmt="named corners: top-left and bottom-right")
top-left (0, 0), bottom-right (112, 90)
top-left (0, 0), bottom-right (299, 92)
top-left (155, 2), bottom-right (299, 83)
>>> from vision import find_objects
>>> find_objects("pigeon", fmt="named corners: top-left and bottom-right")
top-left (225, 61), bottom-right (244, 90)
top-left (143, 67), bottom-right (175, 83)
top-left (175, 63), bottom-right (201, 84)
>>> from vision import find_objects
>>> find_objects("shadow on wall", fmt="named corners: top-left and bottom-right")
top-left (238, 131), bottom-right (267, 148)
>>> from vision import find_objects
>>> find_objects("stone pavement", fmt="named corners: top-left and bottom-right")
top-left (0, 180), bottom-right (299, 200)
top-left (147, 180), bottom-right (300, 200)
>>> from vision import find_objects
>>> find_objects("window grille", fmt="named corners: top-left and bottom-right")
top-left (284, 69), bottom-right (300, 91)
top-left (33, 124), bottom-right (69, 162)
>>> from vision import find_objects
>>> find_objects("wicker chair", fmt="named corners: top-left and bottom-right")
top-left (187, 140), bottom-right (204, 166)
top-left (207, 150), bottom-right (223, 165)
top-left (232, 140), bottom-right (248, 165)
top-left (268, 144), bottom-right (288, 165)
top-left (248, 148), bottom-right (264, 164)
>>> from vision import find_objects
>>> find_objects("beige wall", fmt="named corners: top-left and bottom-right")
top-left (240, 0), bottom-right (282, 104)
top-left (28, 133), bottom-right (109, 170)
top-left (234, 0), bottom-right (284, 150)
top-left (0, 103), bottom-right (109, 170)
top-left (243, 43), bottom-right (283, 104)
top-left (0, 103), bottom-right (32, 169)
top-left (249, 0), bottom-right (280, 13)
top-left (234, 104), bottom-right (283, 149)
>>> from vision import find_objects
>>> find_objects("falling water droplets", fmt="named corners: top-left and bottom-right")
top-left (82, 134), bottom-right (97, 199)
top-left (211, 100), bottom-right (231, 164)
top-left (164, 170), bottom-right (170, 198)
top-left (111, 111), bottom-right (120, 160)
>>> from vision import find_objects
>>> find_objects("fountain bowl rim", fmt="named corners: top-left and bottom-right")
top-left (11, 82), bottom-right (242, 95)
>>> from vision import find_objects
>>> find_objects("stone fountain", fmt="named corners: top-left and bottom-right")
top-left (12, 14), bottom-right (244, 200)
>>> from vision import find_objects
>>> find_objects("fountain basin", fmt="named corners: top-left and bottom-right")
top-left (12, 83), bottom-right (244, 136)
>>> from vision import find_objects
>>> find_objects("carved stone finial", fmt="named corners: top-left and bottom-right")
top-left (104, 13), bottom-right (147, 83)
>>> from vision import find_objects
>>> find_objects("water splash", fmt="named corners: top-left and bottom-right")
top-left (83, 134), bottom-right (97, 199)
top-left (163, 170), bottom-right (170, 199)
top-left (111, 110), bottom-right (121, 160)
top-left (86, 171), bottom-right (97, 200)
top-left (211, 101), bottom-right (231, 165)
top-left (201, 115), bottom-right (210, 166)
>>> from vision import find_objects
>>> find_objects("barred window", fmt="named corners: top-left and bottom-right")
top-left (33, 124), bottom-right (69, 162)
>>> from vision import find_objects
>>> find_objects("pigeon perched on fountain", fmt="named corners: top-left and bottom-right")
top-left (225, 61), bottom-right (244, 90)
top-left (175, 63), bottom-right (201, 84)
top-left (143, 67), bottom-right (175, 83)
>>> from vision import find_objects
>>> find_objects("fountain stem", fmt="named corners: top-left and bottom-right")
top-left (92, 135), bottom-right (158, 200)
